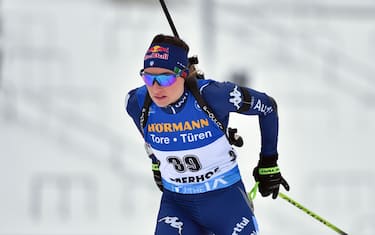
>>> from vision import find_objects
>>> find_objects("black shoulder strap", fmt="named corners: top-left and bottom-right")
top-left (185, 76), bottom-right (226, 132)
top-left (140, 91), bottom-right (152, 135)
top-left (185, 76), bottom-right (248, 147)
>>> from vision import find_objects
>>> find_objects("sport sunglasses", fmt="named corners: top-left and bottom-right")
top-left (140, 69), bottom-right (187, 87)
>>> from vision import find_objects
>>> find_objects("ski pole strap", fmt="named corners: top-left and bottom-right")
top-left (259, 166), bottom-right (280, 175)
top-left (248, 182), bottom-right (259, 200)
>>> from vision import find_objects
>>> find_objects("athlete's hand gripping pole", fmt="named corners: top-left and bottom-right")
top-left (252, 154), bottom-right (290, 199)
top-left (145, 143), bottom-right (163, 192)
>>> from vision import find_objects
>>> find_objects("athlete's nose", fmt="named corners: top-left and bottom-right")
top-left (151, 81), bottom-right (163, 89)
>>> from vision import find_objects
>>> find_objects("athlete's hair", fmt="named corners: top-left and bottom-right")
top-left (151, 34), bottom-right (189, 53)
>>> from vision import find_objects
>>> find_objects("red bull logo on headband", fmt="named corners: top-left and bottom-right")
top-left (144, 45), bottom-right (170, 61)
top-left (147, 45), bottom-right (169, 53)
top-left (144, 42), bottom-right (188, 71)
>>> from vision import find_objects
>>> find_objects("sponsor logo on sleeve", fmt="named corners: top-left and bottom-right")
top-left (229, 86), bottom-right (242, 110)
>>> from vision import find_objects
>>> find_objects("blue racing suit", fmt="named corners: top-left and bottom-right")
top-left (126, 79), bottom-right (278, 234)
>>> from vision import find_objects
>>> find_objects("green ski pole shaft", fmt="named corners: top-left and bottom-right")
top-left (278, 192), bottom-right (348, 235)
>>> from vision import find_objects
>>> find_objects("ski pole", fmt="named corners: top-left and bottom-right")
top-left (159, 0), bottom-right (179, 38)
top-left (248, 183), bottom-right (348, 235)
top-left (278, 192), bottom-right (348, 235)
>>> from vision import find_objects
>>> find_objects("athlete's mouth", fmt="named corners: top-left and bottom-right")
top-left (153, 95), bottom-right (167, 101)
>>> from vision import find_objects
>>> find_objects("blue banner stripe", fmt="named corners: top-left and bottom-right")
top-left (162, 166), bottom-right (241, 194)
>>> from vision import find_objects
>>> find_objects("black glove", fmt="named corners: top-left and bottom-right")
top-left (152, 161), bottom-right (163, 192)
top-left (253, 154), bottom-right (289, 199)
top-left (145, 143), bottom-right (163, 192)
